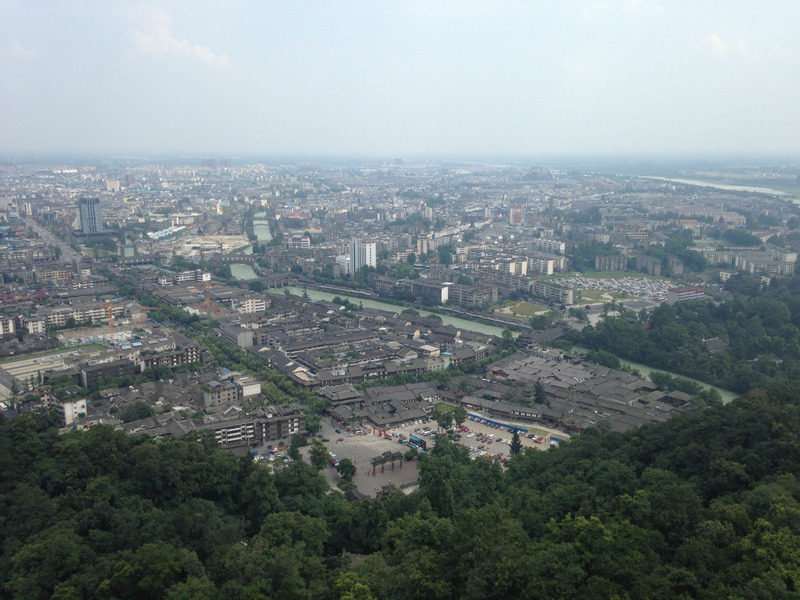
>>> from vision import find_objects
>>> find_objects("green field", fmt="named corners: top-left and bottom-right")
top-left (576, 289), bottom-right (632, 305)
top-left (494, 301), bottom-right (549, 318)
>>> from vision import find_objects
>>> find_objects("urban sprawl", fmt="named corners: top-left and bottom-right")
top-left (1, 158), bottom-right (797, 496)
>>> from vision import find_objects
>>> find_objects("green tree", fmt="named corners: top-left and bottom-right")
top-left (288, 435), bottom-right (306, 461)
top-left (407, 252), bottom-right (416, 265)
top-left (335, 458), bottom-right (357, 482)
top-left (510, 430), bottom-right (523, 456)
top-left (501, 329), bottom-right (515, 350)
top-left (432, 404), bottom-right (455, 431)
top-left (569, 307), bottom-right (588, 322)
top-left (119, 401), bottom-right (156, 423)
top-left (305, 414), bottom-right (322, 435)
top-left (723, 229), bottom-right (762, 246)
top-left (309, 438), bottom-right (329, 471)
top-left (335, 572), bottom-right (376, 600)
top-left (534, 381), bottom-right (548, 405)
top-left (452, 405), bottom-right (467, 428)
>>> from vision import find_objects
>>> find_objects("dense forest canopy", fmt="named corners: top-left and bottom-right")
top-left (579, 275), bottom-right (800, 393)
top-left (4, 381), bottom-right (800, 599)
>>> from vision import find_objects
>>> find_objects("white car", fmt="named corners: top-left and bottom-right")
top-left (467, 432), bottom-right (474, 438)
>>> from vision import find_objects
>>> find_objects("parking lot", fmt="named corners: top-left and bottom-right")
top-left (389, 414), bottom-right (569, 463)
top-left (310, 419), bottom-right (421, 497)
top-left (307, 412), bottom-right (570, 498)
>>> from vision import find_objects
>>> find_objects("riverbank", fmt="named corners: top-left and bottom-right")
top-left (642, 176), bottom-right (793, 197)
top-left (572, 345), bottom-right (737, 405)
top-left (616, 356), bottom-right (738, 404)
top-left (282, 286), bottom-right (511, 339)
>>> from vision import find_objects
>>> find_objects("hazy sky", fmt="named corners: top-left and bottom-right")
top-left (1, 1), bottom-right (799, 157)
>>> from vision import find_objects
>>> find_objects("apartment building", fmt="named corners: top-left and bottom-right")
top-left (235, 296), bottom-right (268, 315)
top-left (530, 281), bottom-right (575, 305)
top-left (39, 302), bottom-right (124, 328)
top-left (193, 404), bottom-right (305, 448)
top-left (445, 284), bottom-right (498, 305)
top-left (219, 324), bottom-right (255, 348)
top-left (530, 238), bottom-right (566, 255)
top-left (54, 397), bottom-right (87, 426)
top-left (396, 279), bottom-right (450, 304)
top-left (666, 287), bottom-right (706, 305)
top-left (79, 359), bottom-right (137, 387)
top-left (204, 380), bottom-right (243, 407)
top-left (140, 345), bottom-right (202, 371)
top-left (595, 255), bottom-right (628, 272)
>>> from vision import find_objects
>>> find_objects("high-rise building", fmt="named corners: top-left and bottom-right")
top-left (350, 239), bottom-right (376, 273)
top-left (509, 206), bottom-right (524, 225)
top-left (78, 198), bottom-right (103, 234)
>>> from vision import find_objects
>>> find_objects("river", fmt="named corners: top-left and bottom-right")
top-left (231, 214), bottom-right (273, 275)
top-left (283, 286), bottom-right (509, 339)
top-left (251, 211), bottom-right (273, 242)
top-left (616, 356), bottom-right (738, 404)
top-left (643, 176), bottom-right (790, 197)
top-left (281, 287), bottom-right (739, 403)
top-left (230, 264), bottom-right (259, 280)
top-left (574, 345), bottom-right (738, 404)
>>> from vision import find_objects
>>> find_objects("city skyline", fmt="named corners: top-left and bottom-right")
top-left (2, 1), bottom-right (799, 158)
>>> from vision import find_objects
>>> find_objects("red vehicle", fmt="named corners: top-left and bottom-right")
top-left (534, 437), bottom-right (543, 444)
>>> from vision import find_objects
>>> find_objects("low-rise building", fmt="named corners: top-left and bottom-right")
top-left (204, 379), bottom-right (243, 407)
top-left (666, 286), bottom-right (705, 304)
top-left (193, 404), bottom-right (305, 448)
top-left (54, 397), bottom-right (87, 426)
top-left (219, 323), bottom-right (255, 348)
top-left (140, 345), bottom-right (202, 371)
top-left (79, 359), bottom-right (137, 388)
top-left (530, 281), bottom-right (575, 305)
top-left (595, 255), bottom-right (627, 271)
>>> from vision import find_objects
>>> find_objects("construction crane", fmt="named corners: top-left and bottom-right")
top-left (101, 300), bottom-right (162, 340)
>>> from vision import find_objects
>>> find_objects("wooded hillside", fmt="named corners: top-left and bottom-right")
top-left (3, 385), bottom-right (800, 599)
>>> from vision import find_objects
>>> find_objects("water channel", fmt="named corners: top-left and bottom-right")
top-left (643, 176), bottom-right (791, 197)
top-left (283, 286), bottom-right (508, 340)
top-left (253, 220), bottom-right (272, 242)
top-left (230, 213), bottom-right (274, 279)
top-left (230, 264), bottom-right (259, 280)
top-left (282, 287), bottom-right (739, 403)
top-left (618, 358), bottom-right (737, 404)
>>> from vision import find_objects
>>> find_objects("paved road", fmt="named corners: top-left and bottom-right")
top-left (24, 217), bottom-right (85, 264)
